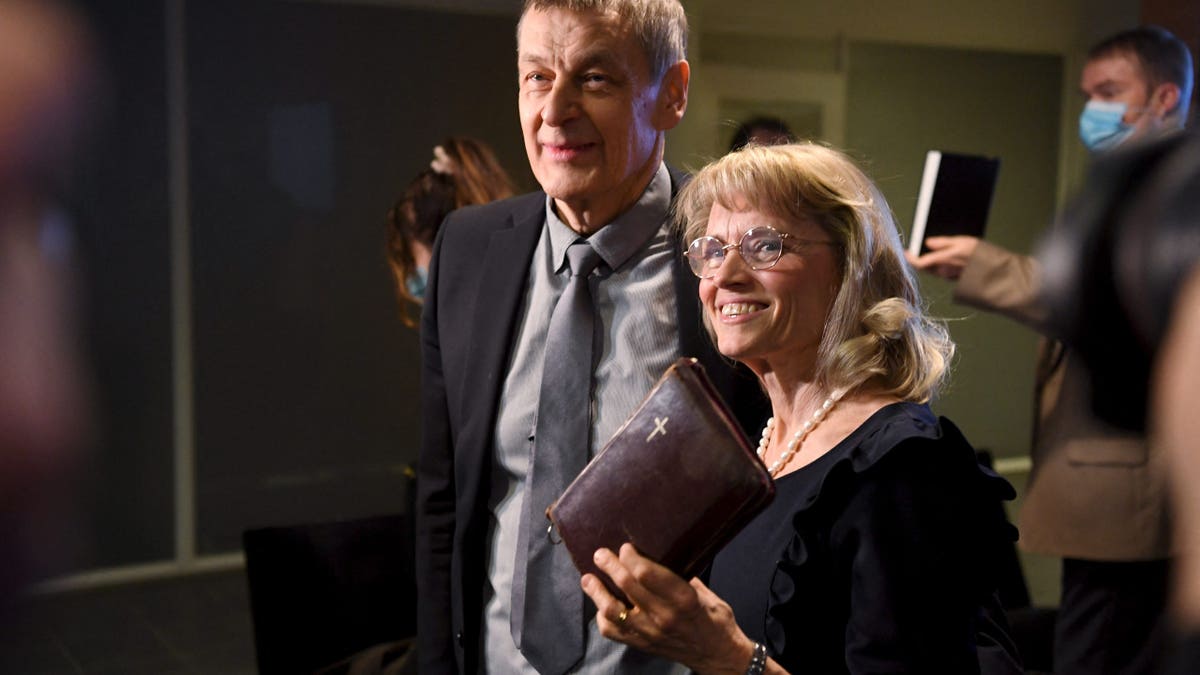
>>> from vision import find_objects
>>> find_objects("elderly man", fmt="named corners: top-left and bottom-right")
top-left (415, 1), bottom-right (763, 673)
top-left (909, 25), bottom-right (1194, 675)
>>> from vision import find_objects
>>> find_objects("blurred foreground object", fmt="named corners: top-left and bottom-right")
top-left (0, 0), bottom-right (96, 190)
top-left (0, 0), bottom-right (100, 603)
top-left (1039, 132), bottom-right (1200, 432)
top-left (1037, 131), bottom-right (1200, 668)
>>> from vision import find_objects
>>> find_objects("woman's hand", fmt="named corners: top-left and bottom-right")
top-left (581, 543), bottom-right (759, 675)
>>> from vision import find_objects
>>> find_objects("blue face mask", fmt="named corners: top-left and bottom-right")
top-left (1079, 100), bottom-right (1136, 152)
top-left (406, 266), bottom-right (428, 300)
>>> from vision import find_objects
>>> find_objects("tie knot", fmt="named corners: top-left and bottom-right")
top-left (566, 241), bottom-right (603, 278)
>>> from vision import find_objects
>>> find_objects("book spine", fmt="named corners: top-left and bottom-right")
top-left (908, 150), bottom-right (942, 257)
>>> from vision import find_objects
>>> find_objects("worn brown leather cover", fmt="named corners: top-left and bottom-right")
top-left (547, 357), bottom-right (774, 604)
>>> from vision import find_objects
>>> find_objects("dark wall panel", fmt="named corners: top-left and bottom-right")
top-left (187, 1), bottom-right (526, 553)
top-left (69, 0), bottom-right (176, 568)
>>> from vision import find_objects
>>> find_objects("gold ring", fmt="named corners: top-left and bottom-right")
top-left (617, 608), bottom-right (628, 623)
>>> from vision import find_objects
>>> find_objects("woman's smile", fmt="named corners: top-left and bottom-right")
top-left (719, 301), bottom-right (767, 320)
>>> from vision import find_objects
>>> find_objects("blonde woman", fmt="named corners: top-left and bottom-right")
top-left (582, 143), bottom-right (1022, 674)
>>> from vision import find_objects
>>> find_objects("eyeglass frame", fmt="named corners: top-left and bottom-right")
top-left (685, 225), bottom-right (837, 279)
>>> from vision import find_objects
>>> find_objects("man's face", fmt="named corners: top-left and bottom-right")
top-left (517, 7), bottom-right (686, 228)
top-left (1080, 53), bottom-right (1162, 142)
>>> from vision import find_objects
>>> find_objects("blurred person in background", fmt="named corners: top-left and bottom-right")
top-left (385, 137), bottom-right (515, 328)
top-left (727, 115), bottom-right (795, 153)
top-left (908, 25), bottom-right (1193, 675)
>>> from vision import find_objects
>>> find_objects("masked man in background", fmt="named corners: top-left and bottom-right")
top-left (908, 25), bottom-right (1193, 675)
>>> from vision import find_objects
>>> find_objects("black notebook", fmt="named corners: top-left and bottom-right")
top-left (908, 150), bottom-right (1001, 256)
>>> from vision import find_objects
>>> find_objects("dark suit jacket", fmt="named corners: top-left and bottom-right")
top-left (415, 173), bottom-right (766, 674)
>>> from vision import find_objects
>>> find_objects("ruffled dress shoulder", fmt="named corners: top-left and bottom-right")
top-left (708, 402), bottom-right (1021, 674)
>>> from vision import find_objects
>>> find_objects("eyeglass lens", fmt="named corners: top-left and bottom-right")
top-left (687, 227), bottom-right (785, 277)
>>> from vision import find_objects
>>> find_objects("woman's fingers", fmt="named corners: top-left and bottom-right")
top-left (593, 546), bottom-right (653, 606)
top-left (581, 572), bottom-right (652, 648)
top-left (580, 572), bottom-right (627, 637)
top-left (584, 549), bottom-right (753, 672)
top-left (589, 546), bottom-right (684, 639)
top-left (621, 544), bottom-right (709, 616)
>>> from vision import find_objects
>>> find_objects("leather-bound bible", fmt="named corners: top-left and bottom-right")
top-left (547, 357), bottom-right (774, 604)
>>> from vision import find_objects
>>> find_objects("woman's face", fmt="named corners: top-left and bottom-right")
top-left (698, 198), bottom-right (841, 376)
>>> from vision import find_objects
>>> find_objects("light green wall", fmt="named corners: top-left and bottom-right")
top-left (843, 42), bottom-right (1063, 460)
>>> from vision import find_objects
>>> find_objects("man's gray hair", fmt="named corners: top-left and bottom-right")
top-left (519, 0), bottom-right (688, 82)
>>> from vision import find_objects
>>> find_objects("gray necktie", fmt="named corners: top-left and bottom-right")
top-left (512, 240), bottom-right (603, 674)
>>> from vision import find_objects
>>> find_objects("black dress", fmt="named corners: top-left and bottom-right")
top-left (708, 402), bottom-right (1022, 674)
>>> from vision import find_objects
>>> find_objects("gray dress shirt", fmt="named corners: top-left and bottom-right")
top-left (481, 164), bottom-right (688, 673)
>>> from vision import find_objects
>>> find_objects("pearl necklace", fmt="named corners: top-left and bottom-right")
top-left (757, 389), bottom-right (846, 477)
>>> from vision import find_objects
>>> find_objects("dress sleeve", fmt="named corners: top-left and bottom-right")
top-left (831, 439), bottom-right (996, 674)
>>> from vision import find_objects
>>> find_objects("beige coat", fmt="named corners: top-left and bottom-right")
top-left (954, 240), bottom-right (1171, 561)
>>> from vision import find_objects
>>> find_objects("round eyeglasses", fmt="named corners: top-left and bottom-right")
top-left (686, 225), bottom-right (835, 278)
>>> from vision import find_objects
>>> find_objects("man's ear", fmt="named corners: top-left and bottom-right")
top-left (654, 60), bottom-right (689, 131)
top-left (1150, 81), bottom-right (1181, 120)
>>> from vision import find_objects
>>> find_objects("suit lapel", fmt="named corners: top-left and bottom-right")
top-left (458, 197), bottom-right (545, 491)
top-left (666, 167), bottom-right (710, 360)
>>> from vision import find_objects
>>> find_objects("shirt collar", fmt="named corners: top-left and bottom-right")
top-left (545, 163), bottom-right (672, 274)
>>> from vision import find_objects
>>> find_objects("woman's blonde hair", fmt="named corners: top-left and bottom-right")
top-left (675, 142), bottom-right (954, 402)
